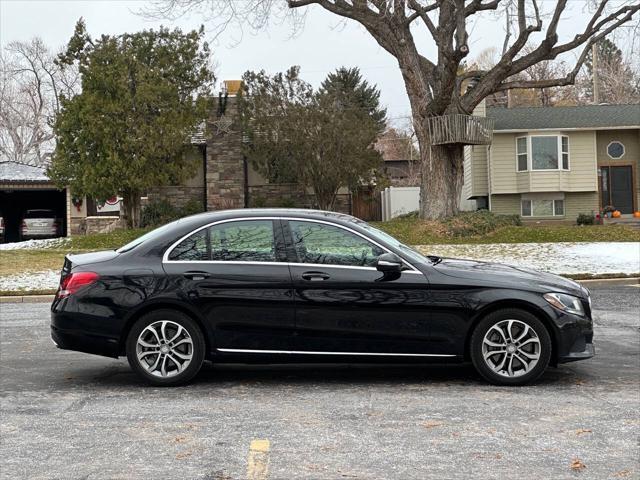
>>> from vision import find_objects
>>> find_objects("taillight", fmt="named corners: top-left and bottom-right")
top-left (21, 220), bottom-right (27, 231)
top-left (57, 272), bottom-right (100, 299)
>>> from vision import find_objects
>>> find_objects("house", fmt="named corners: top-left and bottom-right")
top-left (463, 104), bottom-right (640, 220)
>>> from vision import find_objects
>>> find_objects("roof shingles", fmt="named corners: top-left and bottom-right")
top-left (488, 104), bottom-right (640, 131)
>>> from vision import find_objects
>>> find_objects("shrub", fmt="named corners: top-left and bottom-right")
top-left (576, 213), bottom-right (595, 225)
top-left (141, 198), bottom-right (204, 227)
top-left (445, 210), bottom-right (521, 237)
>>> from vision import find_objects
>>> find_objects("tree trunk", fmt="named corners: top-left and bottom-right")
top-left (415, 129), bottom-right (464, 220)
top-left (122, 190), bottom-right (141, 229)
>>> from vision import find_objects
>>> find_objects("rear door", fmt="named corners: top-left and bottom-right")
top-left (162, 218), bottom-right (296, 352)
top-left (283, 219), bottom-right (433, 355)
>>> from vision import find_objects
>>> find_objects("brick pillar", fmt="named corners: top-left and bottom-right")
top-left (206, 95), bottom-right (245, 210)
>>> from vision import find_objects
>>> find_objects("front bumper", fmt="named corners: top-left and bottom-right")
top-left (558, 342), bottom-right (595, 363)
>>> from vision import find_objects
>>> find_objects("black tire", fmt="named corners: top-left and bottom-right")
top-left (470, 308), bottom-right (552, 386)
top-left (126, 309), bottom-right (206, 386)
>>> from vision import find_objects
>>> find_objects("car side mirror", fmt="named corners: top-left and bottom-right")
top-left (376, 253), bottom-right (403, 273)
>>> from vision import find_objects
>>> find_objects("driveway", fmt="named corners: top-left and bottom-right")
top-left (0, 284), bottom-right (638, 479)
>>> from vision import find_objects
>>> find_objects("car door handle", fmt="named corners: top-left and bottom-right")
top-left (301, 271), bottom-right (330, 281)
top-left (183, 271), bottom-right (210, 280)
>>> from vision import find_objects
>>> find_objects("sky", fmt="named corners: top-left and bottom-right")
top-left (1, 0), bottom-right (635, 123)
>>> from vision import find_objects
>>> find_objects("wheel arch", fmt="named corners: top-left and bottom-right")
top-left (463, 299), bottom-right (559, 366)
top-left (118, 300), bottom-right (213, 357)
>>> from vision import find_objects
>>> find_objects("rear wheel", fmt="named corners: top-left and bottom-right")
top-left (126, 309), bottom-right (205, 386)
top-left (470, 309), bottom-right (551, 386)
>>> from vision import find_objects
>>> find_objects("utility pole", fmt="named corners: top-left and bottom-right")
top-left (592, 42), bottom-right (600, 104)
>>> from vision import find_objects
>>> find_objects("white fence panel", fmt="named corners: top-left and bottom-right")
top-left (381, 187), bottom-right (420, 221)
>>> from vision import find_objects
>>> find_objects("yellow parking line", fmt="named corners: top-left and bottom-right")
top-left (246, 439), bottom-right (270, 480)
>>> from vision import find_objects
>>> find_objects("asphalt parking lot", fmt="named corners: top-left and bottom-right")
top-left (1, 284), bottom-right (638, 480)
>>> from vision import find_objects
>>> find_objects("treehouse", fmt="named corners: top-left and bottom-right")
top-left (426, 114), bottom-right (494, 146)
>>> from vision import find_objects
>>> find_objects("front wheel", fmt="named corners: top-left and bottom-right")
top-left (470, 309), bottom-right (552, 386)
top-left (126, 309), bottom-right (206, 386)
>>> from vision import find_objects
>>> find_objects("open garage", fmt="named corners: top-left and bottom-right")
top-left (0, 161), bottom-right (68, 243)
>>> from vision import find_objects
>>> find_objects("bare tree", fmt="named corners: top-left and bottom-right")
top-left (147, 0), bottom-right (639, 219)
top-left (0, 38), bottom-right (79, 166)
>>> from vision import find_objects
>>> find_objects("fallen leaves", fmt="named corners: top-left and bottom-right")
top-left (176, 451), bottom-right (193, 460)
top-left (422, 420), bottom-right (444, 429)
top-left (570, 458), bottom-right (586, 472)
top-left (575, 428), bottom-right (592, 436)
top-left (613, 470), bottom-right (631, 477)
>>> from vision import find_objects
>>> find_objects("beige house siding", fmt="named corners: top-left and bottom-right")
top-left (490, 192), bottom-right (599, 220)
top-left (489, 194), bottom-right (520, 215)
top-left (463, 144), bottom-right (489, 199)
top-left (596, 129), bottom-right (640, 210)
top-left (489, 131), bottom-right (597, 194)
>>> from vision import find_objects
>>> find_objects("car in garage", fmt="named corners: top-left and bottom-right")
top-left (50, 209), bottom-right (595, 386)
top-left (20, 209), bottom-right (62, 240)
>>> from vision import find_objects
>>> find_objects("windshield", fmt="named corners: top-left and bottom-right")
top-left (356, 222), bottom-right (429, 265)
top-left (116, 220), bottom-right (181, 253)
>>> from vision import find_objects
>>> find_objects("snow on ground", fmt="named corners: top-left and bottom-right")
top-left (0, 270), bottom-right (60, 292)
top-left (0, 237), bottom-right (69, 250)
top-left (0, 242), bottom-right (638, 292)
top-left (416, 242), bottom-right (640, 276)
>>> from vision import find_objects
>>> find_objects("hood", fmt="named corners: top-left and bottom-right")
top-left (68, 250), bottom-right (119, 268)
top-left (432, 257), bottom-right (585, 296)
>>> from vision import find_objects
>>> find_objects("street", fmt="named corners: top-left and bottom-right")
top-left (1, 284), bottom-right (638, 480)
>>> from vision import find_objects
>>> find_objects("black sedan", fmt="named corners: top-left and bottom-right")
top-left (51, 209), bottom-right (594, 386)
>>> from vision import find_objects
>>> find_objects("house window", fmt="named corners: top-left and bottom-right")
top-left (531, 136), bottom-right (558, 170)
top-left (561, 136), bottom-right (569, 170)
top-left (521, 198), bottom-right (565, 217)
top-left (607, 141), bottom-right (625, 159)
top-left (517, 135), bottom-right (570, 171)
top-left (516, 137), bottom-right (528, 172)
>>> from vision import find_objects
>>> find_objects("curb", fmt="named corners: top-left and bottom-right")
top-left (0, 295), bottom-right (55, 304)
top-left (575, 277), bottom-right (639, 287)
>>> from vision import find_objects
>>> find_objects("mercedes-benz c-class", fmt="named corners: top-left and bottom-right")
top-left (51, 209), bottom-right (594, 386)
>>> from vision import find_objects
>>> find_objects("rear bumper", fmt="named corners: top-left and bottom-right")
top-left (50, 322), bottom-right (119, 359)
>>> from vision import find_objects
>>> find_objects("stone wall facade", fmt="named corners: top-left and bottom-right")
top-left (206, 97), bottom-right (246, 210)
top-left (147, 186), bottom-right (205, 210)
top-left (72, 216), bottom-right (122, 235)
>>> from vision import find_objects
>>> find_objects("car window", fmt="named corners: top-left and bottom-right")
top-left (167, 220), bottom-right (277, 262)
top-left (289, 220), bottom-right (384, 267)
top-left (209, 220), bottom-right (276, 262)
top-left (25, 210), bottom-right (56, 218)
top-left (168, 229), bottom-right (209, 261)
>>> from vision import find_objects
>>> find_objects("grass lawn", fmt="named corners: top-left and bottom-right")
top-left (373, 218), bottom-right (640, 245)
top-left (0, 228), bottom-right (151, 287)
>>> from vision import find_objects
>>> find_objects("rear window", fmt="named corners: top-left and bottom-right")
top-left (25, 210), bottom-right (56, 218)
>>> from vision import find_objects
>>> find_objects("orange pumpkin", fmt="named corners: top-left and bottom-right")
top-left (634, 211), bottom-right (640, 218)
top-left (612, 210), bottom-right (622, 218)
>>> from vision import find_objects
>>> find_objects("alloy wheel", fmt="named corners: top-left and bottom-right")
top-left (481, 319), bottom-right (541, 378)
top-left (135, 320), bottom-right (193, 378)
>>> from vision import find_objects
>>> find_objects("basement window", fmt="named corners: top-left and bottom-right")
top-left (521, 198), bottom-right (565, 217)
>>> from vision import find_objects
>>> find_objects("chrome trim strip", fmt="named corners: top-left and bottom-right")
top-left (162, 216), bottom-right (421, 273)
top-left (164, 260), bottom-right (424, 274)
top-left (216, 348), bottom-right (456, 358)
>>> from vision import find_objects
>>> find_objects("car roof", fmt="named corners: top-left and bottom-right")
top-left (184, 208), bottom-right (363, 225)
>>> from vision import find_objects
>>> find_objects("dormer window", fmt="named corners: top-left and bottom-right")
top-left (516, 135), bottom-right (570, 172)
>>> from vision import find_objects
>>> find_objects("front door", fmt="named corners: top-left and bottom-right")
top-left (601, 166), bottom-right (634, 214)
top-left (284, 219), bottom-right (433, 355)
top-left (162, 219), bottom-right (295, 352)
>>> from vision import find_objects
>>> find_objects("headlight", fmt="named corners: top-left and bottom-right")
top-left (543, 292), bottom-right (585, 316)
